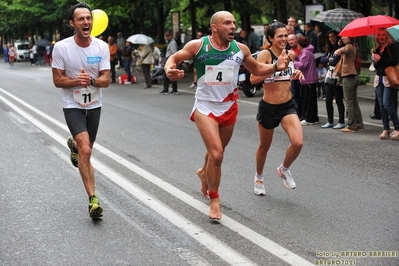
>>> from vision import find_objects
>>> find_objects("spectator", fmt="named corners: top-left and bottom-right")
top-left (334, 36), bottom-right (363, 132)
top-left (108, 36), bottom-right (117, 83)
top-left (287, 34), bottom-right (302, 117)
top-left (371, 27), bottom-right (399, 139)
top-left (116, 32), bottom-right (125, 68)
top-left (294, 37), bottom-right (319, 125)
top-left (304, 23), bottom-right (320, 53)
top-left (235, 30), bottom-right (248, 46)
top-left (314, 24), bottom-right (325, 54)
top-left (37, 45), bottom-right (46, 66)
top-left (320, 30), bottom-right (346, 129)
top-left (152, 44), bottom-right (162, 66)
top-left (160, 31), bottom-right (178, 94)
top-left (3, 44), bottom-right (9, 63)
top-left (29, 43), bottom-right (37, 66)
top-left (287, 16), bottom-right (304, 37)
top-left (138, 44), bottom-right (153, 88)
top-left (174, 31), bottom-right (182, 50)
top-left (248, 27), bottom-right (261, 53)
top-left (122, 40), bottom-right (133, 84)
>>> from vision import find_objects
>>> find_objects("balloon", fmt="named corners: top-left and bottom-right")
top-left (91, 9), bottom-right (108, 37)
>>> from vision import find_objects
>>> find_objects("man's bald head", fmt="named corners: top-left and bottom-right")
top-left (210, 11), bottom-right (233, 25)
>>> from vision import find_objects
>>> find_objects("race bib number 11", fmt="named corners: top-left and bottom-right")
top-left (204, 65), bottom-right (234, 86)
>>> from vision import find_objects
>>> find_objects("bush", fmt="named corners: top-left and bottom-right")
top-left (358, 72), bottom-right (370, 85)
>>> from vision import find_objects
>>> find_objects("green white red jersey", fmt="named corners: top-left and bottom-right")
top-left (192, 36), bottom-right (243, 102)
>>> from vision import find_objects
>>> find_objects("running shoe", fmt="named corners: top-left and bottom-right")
top-left (254, 175), bottom-right (266, 196)
top-left (67, 136), bottom-right (78, 168)
top-left (276, 164), bottom-right (296, 189)
top-left (89, 194), bottom-right (103, 219)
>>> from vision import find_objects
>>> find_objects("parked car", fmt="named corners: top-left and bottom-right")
top-left (14, 41), bottom-right (30, 61)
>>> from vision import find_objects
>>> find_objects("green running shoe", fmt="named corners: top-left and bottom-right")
top-left (67, 136), bottom-right (78, 168)
top-left (89, 194), bottom-right (103, 220)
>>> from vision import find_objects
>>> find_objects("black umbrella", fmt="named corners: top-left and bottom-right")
top-left (37, 39), bottom-right (49, 47)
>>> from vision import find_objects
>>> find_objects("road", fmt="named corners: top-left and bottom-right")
top-left (0, 61), bottom-right (398, 266)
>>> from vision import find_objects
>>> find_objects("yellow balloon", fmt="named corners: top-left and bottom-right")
top-left (91, 9), bottom-right (108, 37)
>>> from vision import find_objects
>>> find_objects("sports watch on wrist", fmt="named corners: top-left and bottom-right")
top-left (90, 78), bottom-right (95, 86)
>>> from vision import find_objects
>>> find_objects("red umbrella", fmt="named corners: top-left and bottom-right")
top-left (339, 15), bottom-right (399, 37)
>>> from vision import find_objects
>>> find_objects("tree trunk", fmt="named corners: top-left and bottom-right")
top-left (157, 5), bottom-right (165, 44)
top-left (190, 0), bottom-right (197, 39)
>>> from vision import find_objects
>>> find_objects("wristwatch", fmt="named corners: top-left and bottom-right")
top-left (90, 77), bottom-right (95, 86)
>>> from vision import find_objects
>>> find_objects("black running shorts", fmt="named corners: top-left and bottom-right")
top-left (63, 107), bottom-right (101, 142)
top-left (257, 99), bottom-right (297, 129)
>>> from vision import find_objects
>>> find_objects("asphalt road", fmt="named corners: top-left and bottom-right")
top-left (0, 61), bottom-right (398, 266)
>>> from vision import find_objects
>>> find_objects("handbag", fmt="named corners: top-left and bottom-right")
top-left (385, 64), bottom-right (399, 88)
top-left (324, 67), bottom-right (336, 85)
top-left (335, 58), bottom-right (343, 77)
top-left (369, 62), bottom-right (375, 72)
top-left (385, 45), bottom-right (399, 87)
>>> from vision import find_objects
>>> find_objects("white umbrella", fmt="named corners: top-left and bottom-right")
top-left (127, 34), bottom-right (154, 45)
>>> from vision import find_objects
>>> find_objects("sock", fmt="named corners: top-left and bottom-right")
top-left (281, 165), bottom-right (289, 171)
top-left (255, 173), bottom-right (263, 180)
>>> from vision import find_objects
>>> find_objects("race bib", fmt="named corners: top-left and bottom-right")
top-left (73, 87), bottom-right (99, 107)
top-left (204, 65), bottom-right (234, 86)
top-left (274, 61), bottom-right (295, 81)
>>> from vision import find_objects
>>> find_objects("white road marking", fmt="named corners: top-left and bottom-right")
top-left (0, 88), bottom-right (314, 265)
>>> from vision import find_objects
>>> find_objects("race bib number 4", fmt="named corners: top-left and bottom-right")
top-left (73, 87), bottom-right (99, 107)
top-left (204, 65), bottom-right (234, 86)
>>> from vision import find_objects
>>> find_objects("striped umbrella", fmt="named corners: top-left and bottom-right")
top-left (387, 25), bottom-right (399, 41)
top-left (311, 8), bottom-right (365, 31)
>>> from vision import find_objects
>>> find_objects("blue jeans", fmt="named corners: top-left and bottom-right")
top-left (376, 82), bottom-right (399, 130)
top-left (124, 60), bottom-right (132, 81)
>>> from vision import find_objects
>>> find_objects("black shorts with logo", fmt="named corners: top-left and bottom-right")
top-left (257, 98), bottom-right (297, 129)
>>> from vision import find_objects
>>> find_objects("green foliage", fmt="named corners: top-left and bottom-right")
top-left (0, 0), bottom-right (393, 46)
top-left (358, 72), bottom-right (371, 85)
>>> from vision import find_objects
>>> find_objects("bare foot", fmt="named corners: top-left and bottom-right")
top-left (208, 198), bottom-right (222, 220)
top-left (197, 168), bottom-right (208, 198)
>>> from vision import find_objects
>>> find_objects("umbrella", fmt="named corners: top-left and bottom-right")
top-left (37, 38), bottom-right (49, 47)
top-left (387, 25), bottom-right (399, 41)
top-left (339, 15), bottom-right (399, 37)
top-left (127, 34), bottom-right (154, 45)
top-left (311, 8), bottom-right (364, 31)
top-left (314, 52), bottom-right (324, 60)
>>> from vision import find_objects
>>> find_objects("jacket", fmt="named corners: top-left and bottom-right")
top-left (138, 44), bottom-right (153, 65)
top-left (294, 44), bottom-right (318, 85)
top-left (122, 44), bottom-right (132, 61)
top-left (336, 43), bottom-right (357, 77)
top-left (108, 43), bottom-right (117, 61)
top-left (374, 42), bottom-right (399, 77)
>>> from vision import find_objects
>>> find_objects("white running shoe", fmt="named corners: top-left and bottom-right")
top-left (300, 120), bottom-right (314, 126)
top-left (276, 165), bottom-right (296, 189)
top-left (254, 175), bottom-right (266, 196)
top-left (189, 83), bottom-right (196, 89)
